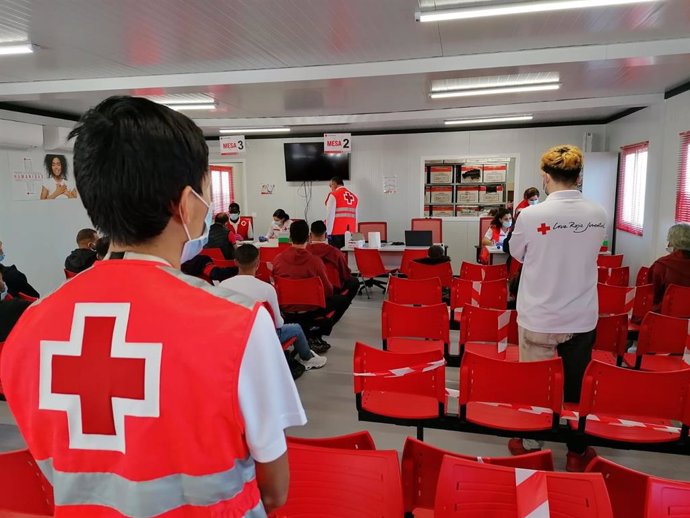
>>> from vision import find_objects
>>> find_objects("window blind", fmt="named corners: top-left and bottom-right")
top-left (676, 131), bottom-right (690, 224)
top-left (616, 142), bottom-right (648, 236)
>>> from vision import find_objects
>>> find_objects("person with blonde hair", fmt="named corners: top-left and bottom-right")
top-left (648, 223), bottom-right (690, 312)
top-left (507, 144), bottom-right (607, 472)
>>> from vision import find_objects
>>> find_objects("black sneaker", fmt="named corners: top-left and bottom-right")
top-left (308, 337), bottom-right (331, 354)
top-left (286, 355), bottom-right (305, 380)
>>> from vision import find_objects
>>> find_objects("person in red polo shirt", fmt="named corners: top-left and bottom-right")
top-left (307, 220), bottom-right (359, 302)
top-left (1, 96), bottom-right (305, 517)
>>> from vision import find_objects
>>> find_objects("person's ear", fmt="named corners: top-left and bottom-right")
top-left (174, 186), bottom-right (195, 226)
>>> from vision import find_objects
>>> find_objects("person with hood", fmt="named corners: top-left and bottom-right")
top-left (648, 223), bottom-right (690, 312)
top-left (64, 228), bottom-right (98, 274)
top-left (0, 240), bottom-right (40, 298)
top-left (307, 220), bottom-right (359, 302)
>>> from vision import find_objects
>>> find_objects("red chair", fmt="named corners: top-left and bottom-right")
top-left (18, 292), bottom-right (38, 303)
top-left (635, 266), bottom-right (650, 286)
top-left (358, 221), bottom-right (388, 242)
top-left (275, 277), bottom-right (327, 311)
top-left (623, 312), bottom-right (690, 371)
top-left (459, 352), bottom-right (563, 433)
top-left (399, 248), bottom-right (428, 277)
top-left (629, 283), bottom-right (654, 328)
top-left (597, 283), bottom-right (635, 316)
top-left (381, 301), bottom-right (449, 355)
top-left (597, 254), bottom-right (624, 268)
top-left (353, 342), bottom-right (445, 435)
top-left (0, 449), bottom-right (54, 517)
top-left (199, 247), bottom-right (224, 261)
top-left (645, 476), bottom-right (690, 518)
top-left (259, 245), bottom-right (285, 264)
top-left (592, 313), bottom-right (628, 366)
top-left (599, 266), bottom-right (630, 287)
top-left (407, 261), bottom-right (453, 289)
top-left (450, 278), bottom-right (507, 322)
top-left (353, 248), bottom-right (396, 298)
top-left (661, 284), bottom-right (690, 318)
top-left (255, 261), bottom-right (272, 284)
top-left (576, 360), bottom-right (690, 444)
top-left (401, 437), bottom-right (554, 518)
top-left (478, 216), bottom-right (492, 247)
top-left (387, 276), bottom-right (442, 306)
top-left (0, 341), bottom-right (5, 396)
top-left (287, 431), bottom-right (376, 450)
top-left (434, 456), bottom-right (613, 518)
top-left (411, 217), bottom-right (443, 243)
top-left (459, 305), bottom-right (518, 361)
top-left (585, 457), bottom-right (649, 518)
top-left (274, 442), bottom-right (403, 518)
top-left (64, 268), bottom-right (77, 279)
top-left (459, 261), bottom-right (508, 281)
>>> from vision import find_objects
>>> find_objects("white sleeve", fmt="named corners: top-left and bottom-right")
top-left (326, 195), bottom-right (336, 234)
top-left (509, 215), bottom-right (528, 262)
top-left (267, 285), bottom-right (284, 328)
top-left (239, 307), bottom-right (306, 463)
top-left (483, 228), bottom-right (494, 241)
top-left (266, 223), bottom-right (275, 239)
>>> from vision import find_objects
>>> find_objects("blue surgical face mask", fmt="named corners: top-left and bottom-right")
top-left (180, 190), bottom-right (212, 264)
top-left (0, 285), bottom-right (7, 301)
top-left (502, 219), bottom-right (513, 229)
top-left (528, 199), bottom-right (539, 206)
top-left (229, 213), bottom-right (240, 222)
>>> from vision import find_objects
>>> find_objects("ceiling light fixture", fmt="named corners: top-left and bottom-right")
top-left (431, 73), bottom-right (559, 93)
top-left (417, 0), bottom-right (659, 22)
top-left (0, 43), bottom-right (35, 56)
top-left (220, 128), bottom-right (291, 134)
top-left (430, 83), bottom-right (560, 99)
top-left (168, 103), bottom-right (217, 111)
top-left (445, 115), bottom-right (534, 125)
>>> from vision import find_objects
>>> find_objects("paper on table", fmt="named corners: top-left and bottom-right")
top-left (368, 232), bottom-right (382, 249)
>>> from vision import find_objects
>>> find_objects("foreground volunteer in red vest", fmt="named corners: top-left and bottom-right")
top-left (228, 202), bottom-right (254, 241)
top-left (325, 176), bottom-right (358, 249)
top-left (1, 96), bottom-right (305, 517)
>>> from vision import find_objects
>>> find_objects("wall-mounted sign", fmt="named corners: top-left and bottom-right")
top-left (219, 135), bottom-right (245, 156)
top-left (324, 133), bottom-right (351, 154)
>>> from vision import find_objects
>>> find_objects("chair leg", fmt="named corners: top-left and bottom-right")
top-left (416, 425), bottom-right (424, 441)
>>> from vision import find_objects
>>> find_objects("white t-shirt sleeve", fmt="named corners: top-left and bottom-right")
top-left (483, 228), bottom-right (494, 242)
top-left (266, 284), bottom-right (284, 328)
top-left (238, 307), bottom-right (306, 463)
top-left (326, 195), bottom-right (336, 234)
top-left (509, 214), bottom-right (528, 262)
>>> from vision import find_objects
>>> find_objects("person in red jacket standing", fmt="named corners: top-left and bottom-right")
top-left (307, 220), bottom-right (359, 301)
top-left (325, 176), bottom-right (358, 249)
top-left (1, 96), bottom-right (305, 517)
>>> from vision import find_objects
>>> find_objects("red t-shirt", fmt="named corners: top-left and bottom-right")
top-left (272, 247), bottom-right (333, 298)
top-left (647, 250), bottom-right (690, 311)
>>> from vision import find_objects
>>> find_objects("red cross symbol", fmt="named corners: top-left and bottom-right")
top-left (39, 303), bottom-right (162, 452)
top-left (343, 192), bottom-right (355, 205)
top-left (537, 223), bottom-right (551, 235)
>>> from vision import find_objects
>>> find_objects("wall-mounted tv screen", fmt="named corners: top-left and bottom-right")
top-left (284, 142), bottom-right (350, 182)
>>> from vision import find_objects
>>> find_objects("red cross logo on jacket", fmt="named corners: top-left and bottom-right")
top-left (39, 303), bottom-right (162, 452)
top-left (344, 191), bottom-right (355, 205)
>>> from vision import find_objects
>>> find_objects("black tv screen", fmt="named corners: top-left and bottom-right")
top-left (284, 142), bottom-right (350, 182)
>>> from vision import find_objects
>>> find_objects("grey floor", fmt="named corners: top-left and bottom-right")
top-left (1, 290), bottom-right (689, 480)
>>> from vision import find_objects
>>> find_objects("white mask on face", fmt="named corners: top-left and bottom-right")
top-left (229, 213), bottom-right (240, 222)
top-left (528, 199), bottom-right (539, 206)
top-left (502, 219), bottom-right (513, 229)
top-left (180, 190), bottom-right (212, 264)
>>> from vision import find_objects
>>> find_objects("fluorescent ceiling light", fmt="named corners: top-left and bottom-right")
top-left (168, 103), bottom-right (217, 111)
top-left (431, 72), bottom-right (559, 92)
top-left (430, 83), bottom-right (560, 99)
top-left (0, 43), bottom-right (35, 55)
top-left (445, 115), bottom-right (534, 125)
top-left (417, 0), bottom-right (659, 22)
top-left (220, 128), bottom-right (291, 134)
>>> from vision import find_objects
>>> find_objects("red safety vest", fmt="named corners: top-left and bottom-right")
top-left (227, 216), bottom-right (253, 240)
top-left (2, 259), bottom-right (264, 517)
top-left (325, 187), bottom-right (358, 235)
top-left (480, 227), bottom-right (502, 264)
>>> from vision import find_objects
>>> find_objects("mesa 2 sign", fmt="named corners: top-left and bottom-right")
top-left (324, 133), bottom-right (351, 154)
top-left (219, 135), bottom-right (245, 156)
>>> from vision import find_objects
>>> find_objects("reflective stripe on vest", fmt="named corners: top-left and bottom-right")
top-left (335, 208), bottom-right (357, 217)
top-left (38, 456), bottom-right (266, 518)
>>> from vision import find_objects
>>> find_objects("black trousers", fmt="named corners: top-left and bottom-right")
top-left (286, 294), bottom-right (351, 337)
top-left (340, 277), bottom-right (360, 303)
top-left (328, 234), bottom-right (345, 249)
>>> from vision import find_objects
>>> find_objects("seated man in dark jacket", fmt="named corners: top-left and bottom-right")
top-left (414, 245), bottom-right (451, 265)
top-left (307, 220), bottom-right (359, 302)
top-left (0, 271), bottom-right (31, 341)
top-left (64, 228), bottom-right (98, 274)
top-left (0, 241), bottom-right (40, 298)
top-left (205, 213), bottom-right (236, 260)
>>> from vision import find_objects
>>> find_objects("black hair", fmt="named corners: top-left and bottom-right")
top-left (234, 244), bottom-right (260, 267)
top-left (330, 176), bottom-right (344, 186)
top-left (228, 202), bottom-right (240, 213)
top-left (76, 228), bottom-right (97, 244)
top-left (428, 245), bottom-right (444, 259)
top-left (290, 220), bottom-right (309, 245)
top-left (95, 236), bottom-right (110, 259)
top-left (44, 154), bottom-right (68, 180)
top-left (215, 212), bottom-right (229, 225)
top-left (523, 187), bottom-right (540, 200)
top-left (490, 208), bottom-right (512, 229)
top-left (273, 209), bottom-right (289, 222)
top-left (68, 96), bottom-right (209, 246)
top-left (310, 220), bottom-right (327, 236)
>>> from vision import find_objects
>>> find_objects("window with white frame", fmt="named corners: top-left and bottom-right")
top-left (616, 142), bottom-right (648, 236)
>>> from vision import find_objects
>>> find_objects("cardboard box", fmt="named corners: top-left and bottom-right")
top-left (456, 205), bottom-right (478, 216)
top-left (459, 164), bottom-right (483, 183)
top-left (456, 186), bottom-right (479, 204)
top-left (483, 163), bottom-right (508, 183)
top-left (432, 205), bottom-right (454, 217)
top-left (429, 165), bottom-right (453, 184)
top-left (430, 186), bottom-right (453, 204)
top-left (479, 185), bottom-right (504, 204)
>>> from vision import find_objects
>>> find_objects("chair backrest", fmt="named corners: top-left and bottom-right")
top-left (450, 278), bottom-right (507, 313)
top-left (275, 443), bottom-right (404, 518)
top-left (599, 266), bottom-right (630, 287)
top-left (579, 360), bottom-right (690, 426)
top-left (287, 431), bottom-right (376, 450)
top-left (597, 283), bottom-right (636, 315)
top-left (358, 221), bottom-right (388, 242)
top-left (401, 437), bottom-right (554, 514)
top-left (18, 292), bottom-right (38, 302)
top-left (459, 305), bottom-right (518, 348)
top-left (632, 283), bottom-right (654, 322)
top-left (275, 277), bottom-right (326, 309)
top-left (411, 218), bottom-right (443, 243)
top-left (353, 248), bottom-right (388, 278)
top-left (259, 245), bottom-right (285, 264)
top-left (479, 217), bottom-right (493, 246)
top-left (597, 254), bottom-right (624, 268)
top-left (255, 261), bottom-right (272, 284)
top-left (353, 342), bottom-right (445, 405)
top-left (434, 456), bottom-right (612, 518)
top-left (407, 261), bottom-right (453, 288)
top-left (399, 248), bottom-right (428, 276)
top-left (0, 449), bottom-right (54, 516)
top-left (645, 476), bottom-right (690, 518)
top-left (324, 262), bottom-right (342, 288)
top-left (593, 313), bottom-right (629, 358)
top-left (199, 247), bottom-right (225, 261)
top-left (636, 266), bottom-right (650, 286)
top-left (585, 457), bottom-right (649, 518)
top-left (388, 276), bottom-right (442, 306)
top-left (458, 261), bottom-right (508, 281)
top-left (636, 312), bottom-right (690, 357)
top-left (381, 301), bottom-right (450, 347)
top-left (459, 352), bottom-right (563, 413)
top-left (64, 268), bottom-right (77, 279)
top-left (661, 284), bottom-right (690, 318)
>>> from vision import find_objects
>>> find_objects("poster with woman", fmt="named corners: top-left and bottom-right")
top-left (40, 154), bottom-right (78, 200)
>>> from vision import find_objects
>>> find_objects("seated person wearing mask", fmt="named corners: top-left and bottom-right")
top-left (514, 187), bottom-right (540, 216)
top-left (264, 209), bottom-right (292, 240)
top-left (64, 228), bottom-right (98, 274)
top-left (482, 208), bottom-right (512, 247)
top-left (648, 223), bottom-right (690, 312)
top-left (0, 241), bottom-right (40, 299)
top-left (206, 212), bottom-right (237, 260)
top-left (307, 220), bottom-right (359, 302)
top-left (227, 202), bottom-right (254, 241)
top-left (0, 270), bottom-right (31, 341)
top-left (221, 244), bottom-right (326, 371)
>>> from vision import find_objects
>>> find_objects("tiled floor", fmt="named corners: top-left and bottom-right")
top-left (2, 290), bottom-right (689, 480)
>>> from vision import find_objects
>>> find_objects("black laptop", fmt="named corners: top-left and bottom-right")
top-left (404, 230), bottom-right (433, 247)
